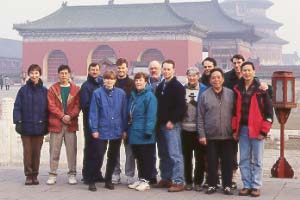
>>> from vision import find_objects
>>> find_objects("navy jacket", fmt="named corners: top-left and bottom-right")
top-left (156, 76), bottom-right (186, 125)
top-left (80, 75), bottom-right (103, 131)
top-left (89, 86), bottom-right (127, 140)
top-left (13, 79), bottom-right (48, 136)
top-left (127, 85), bottom-right (157, 145)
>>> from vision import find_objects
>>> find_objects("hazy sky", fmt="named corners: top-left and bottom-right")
top-left (0, 0), bottom-right (299, 54)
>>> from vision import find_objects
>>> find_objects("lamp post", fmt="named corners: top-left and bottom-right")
top-left (271, 71), bottom-right (296, 178)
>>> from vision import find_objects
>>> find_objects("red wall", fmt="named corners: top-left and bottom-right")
top-left (22, 39), bottom-right (203, 77)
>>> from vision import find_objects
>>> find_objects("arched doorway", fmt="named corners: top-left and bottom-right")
top-left (91, 45), bottom-right (117, 73)
top-left (47, 50), bottom-right (68, 82)
top-left (133, 48), bottom-right (165, 74)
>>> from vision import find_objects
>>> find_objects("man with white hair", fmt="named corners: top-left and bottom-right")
top-left (148, 60), bottom-right (163, 93)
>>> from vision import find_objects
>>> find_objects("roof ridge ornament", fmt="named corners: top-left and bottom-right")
top-left (62, 1), bottom-right (68, 7)
top-left (108, 0), bottom-right (114, 5)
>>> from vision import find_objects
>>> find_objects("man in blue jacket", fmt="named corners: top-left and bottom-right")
top-left (155, 59), bottom-right (186, 192)
top-left (80, 62), bottom-right (103, 183)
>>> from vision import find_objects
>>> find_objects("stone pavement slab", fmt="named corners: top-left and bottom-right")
top-left (0, 166), bottom-right (299, 200)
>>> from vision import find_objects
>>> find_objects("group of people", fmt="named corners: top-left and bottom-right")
top-left (0, 74), bottom-right (11, 90)
top-left (13, 54), bottom-right (273, 197)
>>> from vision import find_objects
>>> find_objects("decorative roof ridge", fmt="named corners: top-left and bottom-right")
top-left (14, 5), bottom-right (66, 30)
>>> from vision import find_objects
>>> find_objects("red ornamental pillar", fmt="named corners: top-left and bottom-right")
top-left (271, 71), bottom-right (296, 178)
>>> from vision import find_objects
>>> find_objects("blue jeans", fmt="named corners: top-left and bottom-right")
top-left (157, 123), bottom-right (184, 184)
top-left (239, 126), bottom-right (264, 189)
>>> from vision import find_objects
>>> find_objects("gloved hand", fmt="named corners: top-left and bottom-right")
top-left (15, 122), bottom-right (23, 134)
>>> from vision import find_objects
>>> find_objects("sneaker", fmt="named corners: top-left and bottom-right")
top-left (46, 175), bottom-right (57, 185)
top-left (251, 189), bottom-right (261, 197)
top-left (238, 188), bottom-right (251, 196)
top-left (185, 184), bottom-right (193, 191)
top-left (205, 186), bottom-right (217, 194)
top-left (135, 180), bottom-right (150, 191)
top-left (126, 176), bottom-right (135, 185)
top-left (153, 180), bottom-right (172, 188)
top-left (224, 187), bottom-right (233, 195)
top-left (128, 180), bottom-right (142, 189)
top-left (112, 174), bottom-right (121, 184)
top-left (194, 184), bottom-right (203, 192)
top-left (168, 183), bottom-right (185, 192)
top-left (68, 175), bottom-right (77, 185)
top-left (231, 182), bottom-right (237, 189)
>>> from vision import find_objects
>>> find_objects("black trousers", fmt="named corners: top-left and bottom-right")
top-left (86, 138), bottom-right (121, 183)
top-left (207, 139), bottom-right (233, 188)
top-left (132, 144), bottom-right (156, 181)
top-left (181, 130), bottom-right (206, 185)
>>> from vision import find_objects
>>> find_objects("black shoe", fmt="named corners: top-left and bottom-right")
top-left (88, 183), bottom-right (97, 192)
top-left (105, 182), bottom-right (115, 190)
top-left (96, 175), bottom-right (104, 183)
top-left (224, 187), bottom-right (233, 195)
top-left (205, 186), bottom-right (217, 194)
top-left (149, 177), bottom-right (157, 185)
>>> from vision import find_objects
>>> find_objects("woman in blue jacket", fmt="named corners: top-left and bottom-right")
top-left (127, 72), bottom-right (157, 192)
top-left (13, 64), bottom-right (48, 185)
top-left (87, 70), bottom-right (127, 192)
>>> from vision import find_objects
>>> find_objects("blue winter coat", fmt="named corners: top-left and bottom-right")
top-left (13, 79), bottom-right (48, 136)
top-left (127, 85), bottom-right (157, 145)
top-left (89, 86), bottom-right (127, 140)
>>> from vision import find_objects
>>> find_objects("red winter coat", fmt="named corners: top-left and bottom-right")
top-left (47, 82), bottom-right (80, 133)
top-left (232, 80), bottom-right (273, 139)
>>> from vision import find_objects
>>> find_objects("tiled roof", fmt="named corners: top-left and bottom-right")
top-left (0, 38), bottom-right (22, 59)
top-left (14, 3), bottom-right (204, 31)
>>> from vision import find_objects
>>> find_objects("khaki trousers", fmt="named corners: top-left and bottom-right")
top-left (49, 125), bottom-right (77, 176)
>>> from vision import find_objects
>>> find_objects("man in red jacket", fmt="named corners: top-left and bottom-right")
top-left (46, 65), bottom-right (80, 185)
top-left (232, 62), bottom-right (273, 197)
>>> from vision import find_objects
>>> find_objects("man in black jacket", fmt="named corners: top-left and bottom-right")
top-left (80, 63), bottom-right (103, 183)
top-left (154, 59), bottom-right (186, 192)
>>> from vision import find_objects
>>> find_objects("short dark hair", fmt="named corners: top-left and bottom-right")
top-left (116, 58), bottom-right (128, 68)
top-left (230, 54), bottom-right (245, 62)
top-left (209, 68), bottom-right (224, 78)
top-left (134, 72), bottom-right (148, 81)
top-left (162, 59), bottom-right (175, 68)
top-left (103, 70), bottom-right (117, 80)
top-left (57, 64), bottom-right (71, 73)
top-left (88, 62), bottom-right (101, 70)
top-left (241, 61), bottom-right (255, 70)
top-left (202, 57), bottom-right (217, 67)
top-left (27, 64), bottom-right (42, 75)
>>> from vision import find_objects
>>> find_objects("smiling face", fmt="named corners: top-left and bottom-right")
top-left (203, 60), bottom-right (215, 75)
top-left (103, 78), bottom-right (116, 90)
top-left (134, 77), bottom-right (147, 91)
top-left (162, 62), bottom-right (175, 81)
top-left (232, 58), bottom-right (244, 74)
top-left (210, 70), bottom-right (224, 91)
top-left (241, 64), bottom-right (255, 82)
top-left (29, 70), bottom-right (40, 84)
top-left (116, 63), bottom-right (128, 79)
top-left (187, 73), bottom-right (199, 87)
